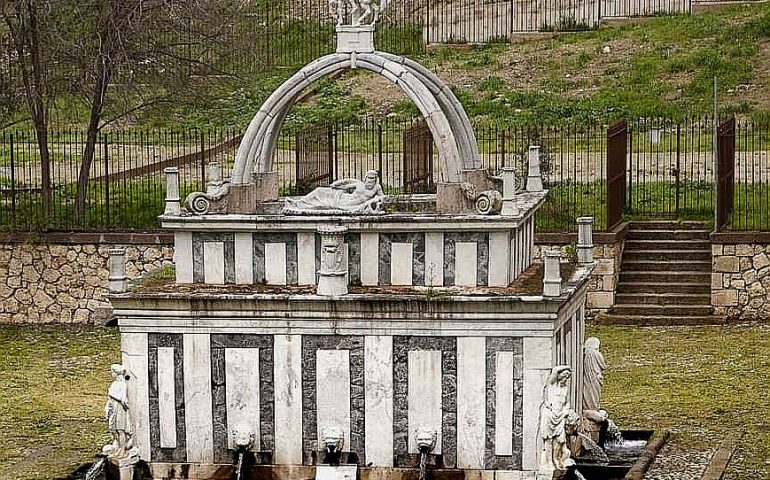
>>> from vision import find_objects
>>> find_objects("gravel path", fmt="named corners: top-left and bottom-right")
top-left (644, 443), bottom-right (713, 480)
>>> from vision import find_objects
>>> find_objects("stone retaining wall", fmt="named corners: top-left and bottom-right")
top-left (0, 233), bottom-right (173, 324)
top-left (711, 233), bottom-right (770, 320)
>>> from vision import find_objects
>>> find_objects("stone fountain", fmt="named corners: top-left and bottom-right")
top-left (105, 2), bottom-right (599, 479)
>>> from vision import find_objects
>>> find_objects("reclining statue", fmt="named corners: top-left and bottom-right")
top-left (283, 170), bottom-right (386, 214)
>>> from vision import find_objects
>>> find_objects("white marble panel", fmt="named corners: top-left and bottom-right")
top-left (391, 242), bottom-right (413, 286)
top-left (315, 465), bottom-right (358, 480)
top-left (408, 350), bottom-right (442, 454)
top-left (489, 232), bottom-right (510, 287)
top-left (297, 232), bottom-right (317, 285)
top-left (522, 369), bottom-right (548, 471)
top-left (175, 232), bottom-right (193, 283)
top-left (457, 337), bottom-right (486, 468)
top-left (495, 352), bottom-right (514, 456)
top-left (234, 233), bottom-right (254, 284)
top-left (523, 337), bottom-right (553, 369)
top-left (425, 232), bottom-right (444, 286)
top-left (316, 350), bottom-right (351, 446)
top-left (455, 242), bottom-right (478, 287)
top-left (157, 346), bottom-right (177, 449)
top-left (365, 336), bottom-right (394, 467)
top-left (121, 333), bottom-right (150, 460)
top-left (265, 243), bottom-right (287, 285)
top-left (203, 242), bottom-right (225, 284)
top-left (274, 335), bottom-right (303, 463)
top-left (225, 348), bottom-right (260, 450)
top-left (184, 334), bottom-right (213, 462)
top-left (360, 233), bottom-right (379, 286)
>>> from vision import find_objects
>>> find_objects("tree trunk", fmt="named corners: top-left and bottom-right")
top-left (74, 55), bottom-right (110, 221)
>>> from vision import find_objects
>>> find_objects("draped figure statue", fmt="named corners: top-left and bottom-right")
top-left (582, 337), bottom-right (606, 412)
top-left (283, 170), bottom-right (385, 214)
top-left (538, 365), bottom-right (577, 474)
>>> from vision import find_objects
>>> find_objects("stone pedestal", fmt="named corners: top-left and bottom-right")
top-left (336, 25), bottom-right (375, 54)
top-left (317, 225), bottom-right (349, 296)
top-left (543, 250), bottom-right (562, 297)
top-left (108, 248), bottom-right (127, 293)
top-left (164, 167), bottom-right (181, 215)
top-left (500, 166), bottom-right (519, 216)
top-left (106, 453), bottom-right (139, 480)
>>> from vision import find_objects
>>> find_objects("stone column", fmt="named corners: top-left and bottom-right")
top-left (542, 250), bottom-right (562, 297)
top-left (164, 167), bottom-right (181, 215)
top-left (108, 248), bottom-right (128, 293)
top-left (577, 216), bottom-right (594, 264)
top-left (500, 166), bottom-right (520, 216)
top-left (526, 146), bottom-right (543, 192)
top-left (317, 225), bottom-right (349, 296)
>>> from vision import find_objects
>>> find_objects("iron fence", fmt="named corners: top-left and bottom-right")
top-left (1, 117), bottom-right (768, 233)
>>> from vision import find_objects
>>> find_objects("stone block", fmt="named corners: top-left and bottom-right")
top-left (743, 270), bottom-right (757, 284)
top-left (592, 259), bottom-right (614, 275)
top-left (748, 281), bottom-right (765, 297)
top-left (753, 253), bottom-right (770, 270)
top-left (711, 274), bottom-right (724, 290)
top-left (436, 183), bottom-right (474, 214)
top-left (227, 184), bottom-right (257, 214)
top-left (712, 244), bottom-right (723, 255)
top-left (712, 289), bottom-right (738, 307)
top-left (587, 291), bottom-right (613, 309)
top-left (461, 169), bottom-right (497, 191)
top-left (740, 257), bottom-right (751, 270)
top-left (601, 274), bottom-right (615, 290)
top-left (735, 244), bottom-right (754, 256)
top-left (714, 256), bottom-right (739, 273)
top-left (724, 245), bottom-right (736, 255)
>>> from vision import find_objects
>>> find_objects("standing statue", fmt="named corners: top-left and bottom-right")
top-left (582, 337), bottom-right (606, 412)
top-left (538, 365), bottom-right (577, 474)
top-left (283, 170), bottom-right (385, 214)
top-left (330, 0), bottom-right (389, 26)
top-left (102, 364), bottom-right (138, 460)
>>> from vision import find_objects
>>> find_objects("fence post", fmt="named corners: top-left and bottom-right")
top-left (104, 134), bottom-right (110, 228)
top-left (9, 133), bottom-right (16, 221)
top-left (199, 131), bottom-right (206, 190)
top-left (295, 130), bottom-right (301, 191)
top-left (377, 123), bottom-right (383, 178)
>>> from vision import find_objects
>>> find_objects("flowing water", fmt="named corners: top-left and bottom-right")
top-left (418, 451), bottom-right (428, 480)
top-left (235, 451), bottom-right (245, 480)
top-left (82, 458), bottom-right (105, 480)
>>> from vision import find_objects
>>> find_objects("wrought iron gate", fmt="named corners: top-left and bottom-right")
top-left (402, 120), bottom-right (434, 193)
top-left (294, 123), bottom-right (334, 194)
top-left (606, 119), bottom-right (627, 230)
top-left (716, 116), bottom-right (736, 231)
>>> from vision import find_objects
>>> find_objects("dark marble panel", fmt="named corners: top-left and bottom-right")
top-left (192, 233), bottom-right (235, 284)
top-left (392, 336), bottom-right (457, 469)
top-left (346, 233), bottom-right (361, 286)
top-left (484, 337), bottom-right (524, 469)
top-left (210, 335), bottom-right (275, 463)
top-left (443, 232), bottom-right (490, 287)
top-left (378, 233), bottom-right (426, 286)
top-left (252, 233), bottom-right (298, 285)
top-left (301, 336), bottom-right (365, 465)
top-left (148, 333), bottom-right (187, 463)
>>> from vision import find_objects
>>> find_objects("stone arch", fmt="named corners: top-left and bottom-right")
top-left (231, 52), bottom-right (479, 185)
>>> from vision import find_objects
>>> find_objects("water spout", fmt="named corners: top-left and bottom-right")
top-left (414, 428), bottom-right (437, 480)
top-left (234, 449), bottom-right (245, 480)
top-left (418, 448), bottom-right (428, 480)
top-left (82, 458), bottom-right (105, 480)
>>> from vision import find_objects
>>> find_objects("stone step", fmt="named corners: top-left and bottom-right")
top-left (623, 250), bottom-right (711, 262)
top-left (621, 260), bottom-right (712, 272)
top-left (619, 271), bottom-right (711, 283)
top-left (629, 221), bottom-right (709, 230)
top-left (615, 292), bottom-right (712, 305)
top-left (611, 304), bottom-right (713, 316)
top-left (594, 313), bottom-right (725, 326)
top-left (616, 282), bottom-right (711, 294)
top-left (624, 239), bottom-right (712, 251)
top-left (626, 229), bottom-right (711, 241)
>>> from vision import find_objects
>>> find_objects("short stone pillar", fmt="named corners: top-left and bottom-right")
top-left (543, 250), bottom-right (562, 297)
top-left (500, 166), bottom-right (519, 216)
top-left (108, 248), bottom-right (128, 293)
top-left (164, 167), bottom-right (181, 215)
top-left (317, 225), bottom-right (349, 296)
top-left (526, 146), bottom-right (543, 192)
top-left (577, 217), bottom-right (594, 264)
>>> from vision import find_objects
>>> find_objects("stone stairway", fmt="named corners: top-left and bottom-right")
top-left (600, 220), bottom-right (722, 325)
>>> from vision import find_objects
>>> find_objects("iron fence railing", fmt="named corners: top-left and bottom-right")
top-left (1, 117), bottom-right (768, 233)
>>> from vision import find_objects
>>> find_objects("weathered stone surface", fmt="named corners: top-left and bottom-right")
top-left (714, 256), bottom-right (739, 273)
top-left (753, 253), bottom-right (770, 270)
top-left (0, 243), bottom-right (172, 324)
top-left (712, 289), bottom-right (738, 307)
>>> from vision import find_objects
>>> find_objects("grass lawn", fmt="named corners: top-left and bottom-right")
top-left (1, 324), bottom-right (769, 479)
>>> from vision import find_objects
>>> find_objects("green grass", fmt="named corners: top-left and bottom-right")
top-left (591, 324), bottom-right (770, 479)
top-left (0, 325), bottom-right (119, 480)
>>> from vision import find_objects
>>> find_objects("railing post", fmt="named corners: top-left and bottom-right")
top-left (199, 131), bottom-right (206, 190)
top-left (9, 133), bottom-right (16, 221)
top-left (543, 250), bottom-right (562, 297)
top-left (526, 145), bottom-right (543, 192)
top-left (164, 167), bottom-right (182, 215)
top-left (577, 217), bottom-right (594, 264)
top-left (104, 135), bottom-right (110, 227)
top-left (108, 247), bottom-right (128, 293)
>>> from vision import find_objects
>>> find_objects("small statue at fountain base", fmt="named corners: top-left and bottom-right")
top-left (102, 364), bottom-right (140, 480)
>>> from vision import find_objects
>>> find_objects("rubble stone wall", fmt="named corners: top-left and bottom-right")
top-left (0, 234), bottom-right (173, 324)
top-left (711, 240), bottom-right (770, 320)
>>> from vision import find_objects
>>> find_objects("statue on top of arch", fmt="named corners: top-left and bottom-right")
top-left (330, 0), bottom-right (389, 27)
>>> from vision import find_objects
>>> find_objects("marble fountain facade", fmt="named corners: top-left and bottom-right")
top-left (105, 6), bottom-right (594, 479)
